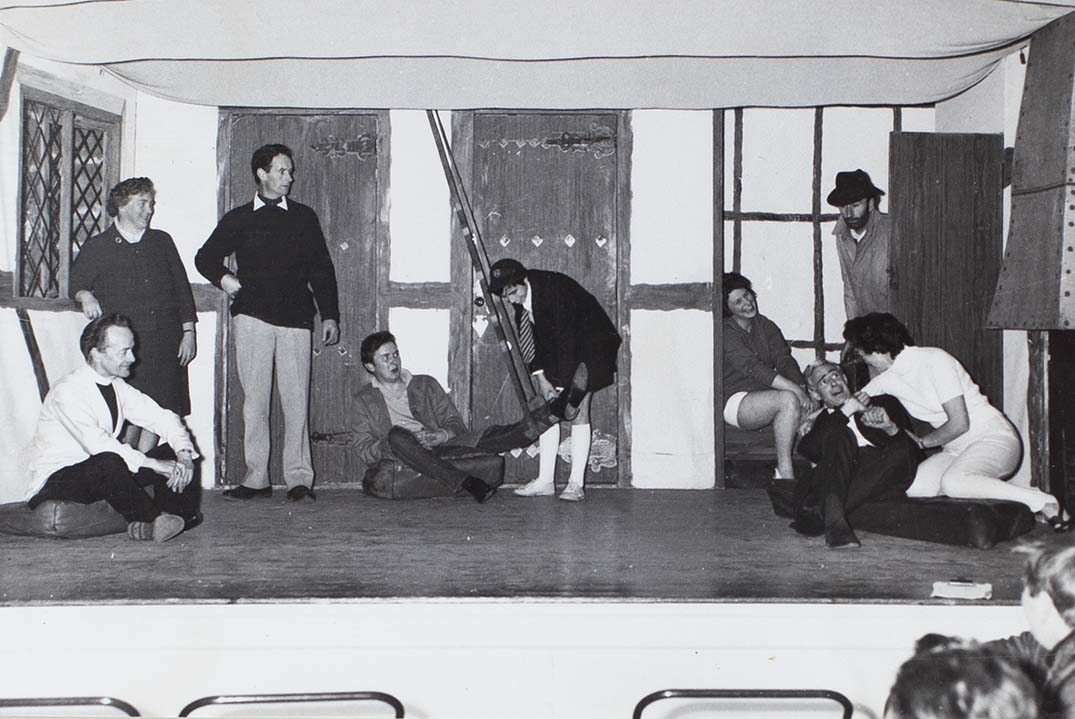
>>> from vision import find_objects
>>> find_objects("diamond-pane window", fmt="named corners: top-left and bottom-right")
top-left (17, 89), bottom-right (119, 299)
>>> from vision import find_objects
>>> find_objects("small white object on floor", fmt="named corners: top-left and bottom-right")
top-left (931, 581), bottom-right (993, 600)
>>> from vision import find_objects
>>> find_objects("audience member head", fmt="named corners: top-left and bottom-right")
top-left (106, 177), bottom-right (155, 218)
top-left (488, 258), bottom-right (529, 305)
top-left (250, 143), bottom-right (292, 182)
top-left (722, 272), bottom-right (756, 319)
top-left (843, 312), bottom-right (915, 359)
top-left (1019, 541), bottom-right (1075, 648)
top-left (885, 637), bottom-right (1039, 719)
top-left (803, 360), bottom-right (851, 408)
top-left (80, 314), bottom-right (136, 380)
top-left (827, 169), bottom-right (885, 232)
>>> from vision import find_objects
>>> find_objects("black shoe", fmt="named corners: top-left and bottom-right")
top-left (287, 485), bottom-right (316, 503)
top-left (183, 512), bottom-right (204, 531)
top-left (825, 519), bottom-right (861, 548)
top-left (766, 480), bottom-right (797, 519)
top-left (548, 362), bottom-right (589, 420)
top-left (790, 501), bottom-right (825, 537)
top-left (461, 476), bottom-right (496, 504)
top-left (222, 485), bottom-right (272, 500)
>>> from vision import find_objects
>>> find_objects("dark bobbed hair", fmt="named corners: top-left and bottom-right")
top-left (80, 314), bottom-right (132, 361)
top-left (843, 312), bottom-right (915, 357)
top-left (885, 639), bottom-right (1039, 719)
top-left (106, 177), bottom-right (154, 217)
top-left (721, 272), bottom-right (755, 318)
top-left (360, 331), bottom-right (397, 367)
top-left (1021, 542), bottom-right (1075, 628)
top-left (250, 143), bottom-right (293, 183)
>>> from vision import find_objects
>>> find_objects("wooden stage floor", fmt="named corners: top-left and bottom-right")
top-left (0, 487), bottom-right (1058, 606)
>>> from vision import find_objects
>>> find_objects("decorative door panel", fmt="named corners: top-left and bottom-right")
top-left (219, 111), bottom-right (383, 485)
top-left (890, 131), bottom-right (1004, 406)
top-left (468, 112), bottom-right (622, 484)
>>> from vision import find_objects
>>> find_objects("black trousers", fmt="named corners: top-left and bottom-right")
top-left (28, 446), bottom-right (200, 524)
top-left (383, 409), bottom-right (556, 492)
top-left (801, 427), bottom-right (919, 526)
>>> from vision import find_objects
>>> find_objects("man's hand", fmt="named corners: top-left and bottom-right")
top-left (854, 390), bottom-right (872, 406)
top-left (322, 319), bottom-right (340, 346)
top-left (841, 396), bottom-right (869, 416)
top-left (178, 331), bottom-right (197, 367)
top-left (220, 274), bottom-right (242, 299)
top-left (797, 413), bottom-right (817, 439)
top-left (76, 291), bottom-right (102, 320)
top-left (414, 429), bottom-right (448, 449)
top-left (167, 452), bottom-right (195, 492)
top-left (861, 406), bottom-right (898, 436)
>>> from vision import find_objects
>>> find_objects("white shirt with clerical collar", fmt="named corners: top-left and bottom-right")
top-left (114, 222), bottom-right (146, 244)
top-left (253, 193), bottom-right (289, 212)
top-left (370, 368), bottom-right (424, 433)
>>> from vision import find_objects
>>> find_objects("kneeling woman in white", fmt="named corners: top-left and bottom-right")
top-left (844, 312), bottom-right (1060, 518)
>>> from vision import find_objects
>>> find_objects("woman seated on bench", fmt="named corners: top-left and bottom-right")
top-left (721, 272), bottom-right (815, 481)
top-left (844, 312), bottom-right (1067, 526)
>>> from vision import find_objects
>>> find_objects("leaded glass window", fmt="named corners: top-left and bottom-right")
top-left (17, 88), bottom-right (119, 298)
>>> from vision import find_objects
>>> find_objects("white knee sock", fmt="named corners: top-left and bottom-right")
top-left (567, 424), bottom-right (591, 488)
top-left (537, 423), bottom-right (560, 486)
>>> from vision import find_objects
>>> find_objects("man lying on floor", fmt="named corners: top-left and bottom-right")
top-left (24, 313), bottom-right (200, 543)
top-left (354, 331), bottom-right (586, 502)
top-left (773, 360), bottom-right (922, 548)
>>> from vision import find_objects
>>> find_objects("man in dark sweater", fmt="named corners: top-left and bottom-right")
top-left (195, 143), bottom-right (339, 503)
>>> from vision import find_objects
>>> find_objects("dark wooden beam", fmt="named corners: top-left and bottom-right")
top-left (812, 107), bottom-right (825, 359)
top-left (386, 281), bottom-right (453, 309)
top-left (714, 110), bottom-right (726, 490)
top-left (628, 283), bottom-right (713, 311)
top-left (725, 211), bottom-right (840, 223)
top-left (0, 48), bottom-right (18, 124)
top-left (15, 307), bottom-right (49, 400)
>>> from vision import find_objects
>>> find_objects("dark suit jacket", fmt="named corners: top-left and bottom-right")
top-left (521, 269), bottom-right (622, 390)
top-left (798, 394), bottom-right (915, 463)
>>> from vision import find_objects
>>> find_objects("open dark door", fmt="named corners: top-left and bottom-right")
top-left (889, 131), bottom-right (1004, 406)
top-left (216, 110), bottom-right (386, 486)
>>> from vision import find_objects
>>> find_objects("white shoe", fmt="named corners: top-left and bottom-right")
top-left (558, 485), bottom-right (585, 502)
top-left (514, 478), bottom-right (555, 497)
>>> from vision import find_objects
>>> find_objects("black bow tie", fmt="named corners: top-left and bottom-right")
top-left (258, 194), bottom-right (282, 207)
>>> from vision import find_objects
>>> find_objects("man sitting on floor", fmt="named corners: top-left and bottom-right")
top-left (780, 360), bottom-right (921, 548)
top-left (24, 314), bottom-right (199, 543)
top-left (354, 331), bottom-right (587, 502)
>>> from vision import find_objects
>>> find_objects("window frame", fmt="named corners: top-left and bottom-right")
top-left (13, 84), bottom-right (121, 304)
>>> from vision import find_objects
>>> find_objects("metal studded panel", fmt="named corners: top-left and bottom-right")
top-left (988, 12), bottom-right (1075, 329)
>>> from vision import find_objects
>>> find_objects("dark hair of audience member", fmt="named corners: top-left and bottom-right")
top-left (885, 638), bottom-right (1039, 719)
top-left (80, 314), bottom-right (132, 361)
top-left (360, 331), bottom-right (397, 367)
top-left (250, 143), bottom-right (293, 182)
top-left (105, 177), bottom-right (155, 217)
top-left (721, 272), bottom-right (755, 318)
top-left (1023, 543), bottom-right (1075, 628)
top-left (843, 312), bottom-right (916, 358)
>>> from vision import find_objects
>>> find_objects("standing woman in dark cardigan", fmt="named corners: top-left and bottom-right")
top-left (489, 258), bottom-right (621, 502)
top-left (71, 177), bottom-right (196, 451)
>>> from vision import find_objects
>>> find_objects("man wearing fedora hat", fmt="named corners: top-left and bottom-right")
top-left (827, 169), bottom-right (895, 322)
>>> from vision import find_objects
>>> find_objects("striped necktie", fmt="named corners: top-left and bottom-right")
top-left (517, 308), bottom-right (536, 364)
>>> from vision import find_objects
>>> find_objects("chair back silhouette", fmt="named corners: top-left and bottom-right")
top-left (178, 691), bottom-right (403, 717)
top-left (633, 688), bottom-right (853, 719)
top-left (0, 696), bottom-right (141, 716)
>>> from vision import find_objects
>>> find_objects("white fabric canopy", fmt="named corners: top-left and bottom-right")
top-left (0, 0), bottom-right (1073, 108)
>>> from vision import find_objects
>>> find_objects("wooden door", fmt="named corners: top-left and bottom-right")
top-left (462, 112), bottom-right (623, 485)
top-left (889, 132), bottom-right (1004, 406)
top-left (217, 110), bottom-right (386, 486)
